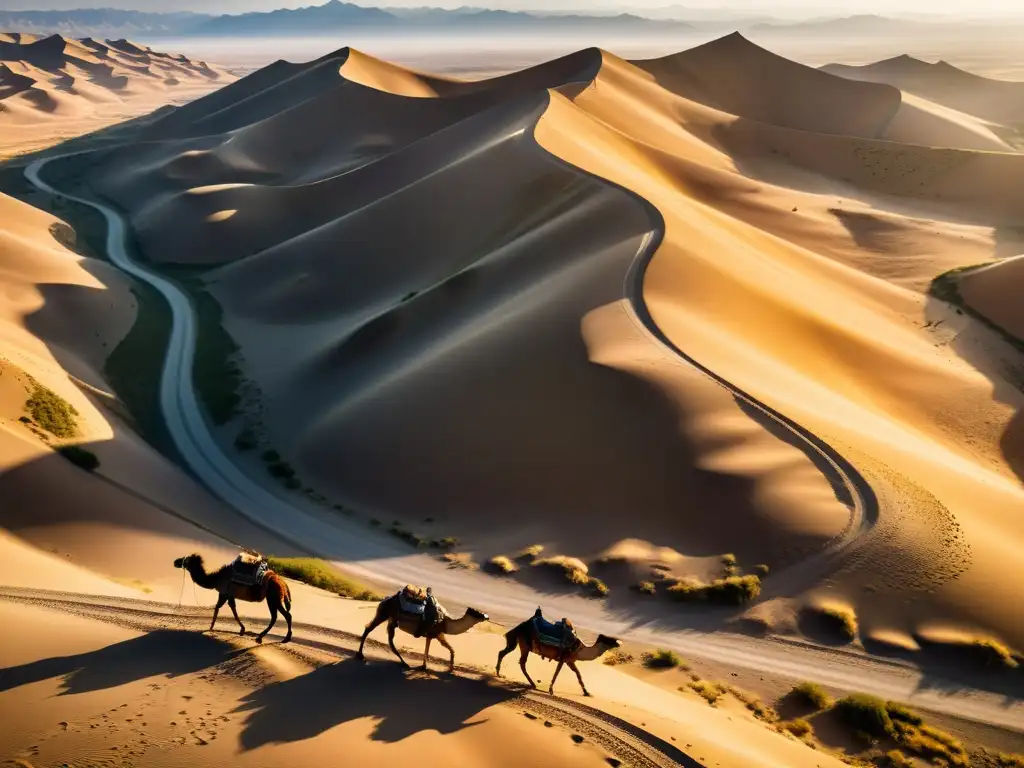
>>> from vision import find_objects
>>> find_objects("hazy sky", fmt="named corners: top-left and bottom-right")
top-left (3, 0), bottom-right (1022, 15)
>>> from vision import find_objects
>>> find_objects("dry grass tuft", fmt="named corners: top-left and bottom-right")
top-left (441, 552), bottom-right (478, 571)
top-left (811, 604), bottom-right (859, 641)
top-left (516, 544), bottom-right (544, 561)
top-left (643, 649), bottom-right (683, 669)
top-left (781, 719), bottom-right (813, 738)
top-left (533, 555), bottom-right (589, 585)
top-left (667, 575), bottom-right (761, 605)
top-left (688, 679), bottom-right (727, 705)
top-left (633, 581), bottom-right (657, 595)
top-left (267, 557), bottom-right (381, 601)
top-left (603, 649), bottom-right (635, 666)
top-left (486, 555), bottom-right (518, 575)
top-left (789, 681), bottom-right (832, 710)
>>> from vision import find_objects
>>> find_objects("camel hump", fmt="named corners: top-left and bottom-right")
top-left (231, 552), bottom-right (269, 587)
top-left (236, 550), bottom-right (265, 566)
top-left (401, 584), bottom-right (427, 601)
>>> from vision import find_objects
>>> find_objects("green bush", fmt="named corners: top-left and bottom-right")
top-left (834, 694), bottom-right (893, 739)
top-left (643, 649), bottom-right (682, 669)
top-left (633, 581), bottom-right (657, 595)
top-left (26, 384), bottom-right (78, 438)
top-left (267, 557), bottom-right (381, 601)
top-left (782, 719), bottom-right (813, 737)
top-left (59, 445), bottom-right (99, 472)
top-left (589, 577), bottom-right (610, 597)
top-left (234, 427), bottom-right (258, 451)
top-left (789, 681), bottom-right (832, 710)
top-left (885, 702), bottom-right (922, 726)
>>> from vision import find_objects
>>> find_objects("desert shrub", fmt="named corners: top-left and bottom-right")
top-left (487, 555), bottom-right (518, 574)
top-left (667, 575), bottom-right (761, 605)
top-left (603, 649), bottom-right (635, 666)
top-left (721, 553), bottom-right (737, 567)
top-left (754, 564), bottom-right (770, 577)
top-left (389, 526), bottom-right (425, 548)
top-left (781, 719), bottom-right (813, 738)
top-left (689, 680), bottom-right (726, 705)
top-left (437, 536), bottom-right (459, 549)
top-left (261, 449), bottom-right (280, 463)
top-left (643, 649), bottom-right (682, 669)
top-left (894, 722), bottom-right (968, 766)
top-left (26, 384), bottom-right (78, 438)
top-left (533, 555), bottom-right (589, 585)
top-left (884, 750), bottom-right (914, 768)
top-left (283, 477), bottom-right (301, 490)
top-left (234, 427), bottom-right (258, 451)
top-left (790, 681), bottom-right (832, 710)
top-left (267, 461), bottom-right (296, 479)
top-left (728, 686), bottom-right (777, 722)
top-left (995, 753), bottom-right (1024, 767)
top-left (834, 694), bottom-right (893, 739)
top-left (441, 552), bottom-right (478, 570)
top-left (813, 604), bottom-right (859, 641)
top-left (267, 557), bottom-right (380, 600)
top-left (516, 544), bottom-right (544, 561)
top-left (885, 702), bottom-right (922, 726)
top-left (18, 415), bottom-right (30, 424)
top-left (633, 581), bottom-right (657, 595)
top-left (59, 445), bottom-right (99, 472)
top-left (588, 577), bottom-right (609, 597)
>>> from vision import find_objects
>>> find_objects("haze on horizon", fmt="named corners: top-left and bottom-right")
top-left (3, 0), bottom-right (1023, 18)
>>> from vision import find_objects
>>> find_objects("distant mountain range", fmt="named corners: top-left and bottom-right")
top-left (0, 4), bottom-right (1020, 40)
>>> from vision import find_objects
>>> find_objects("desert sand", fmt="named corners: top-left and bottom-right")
top-left (0, 33), bottom-right (233, 159)
top-left (1, 28), bottom-right (1024, 768)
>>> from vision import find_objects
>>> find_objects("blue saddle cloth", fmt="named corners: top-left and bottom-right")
top-left (531, 616), bottom-right (575, 648)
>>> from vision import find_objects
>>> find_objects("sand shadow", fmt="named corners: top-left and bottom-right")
top-left (0, 629), bottom-right (240, 696)
top-left (234, 658), bottom-right (519, 750)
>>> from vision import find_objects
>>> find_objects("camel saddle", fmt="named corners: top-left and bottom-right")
top-left (231, 552), bottom-right (268, 587)
top-left (398, 584), bottom-right (428, 616)
top-left (531, 616), bottom-right (578, 653)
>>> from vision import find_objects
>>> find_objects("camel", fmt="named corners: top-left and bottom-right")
top-left (355, 589), bottom-right (488, 672)
top-left (496, 614), bottom-right (620, 697)
top-left (173, 554), bottom-right (292, 645)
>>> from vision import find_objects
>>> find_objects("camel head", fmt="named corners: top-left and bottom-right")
top-left (467, 607), bottom-right (489, 622)
top-left (596, 635), bottom-right (621, 652)
top-left (173, 554), bottom-right (202, 570)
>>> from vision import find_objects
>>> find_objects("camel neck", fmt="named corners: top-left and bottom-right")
top-left (187, 560), bottom-right (219, 589)
top-left (443, 611), bottom-right (480, 635)
top-left (575, 641), bottom-right (607, 662)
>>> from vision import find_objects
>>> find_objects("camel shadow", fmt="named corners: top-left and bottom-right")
top-left (234, 658), bottom-right (519, 750)
top-left (0, 629), bottom-right (240, 696)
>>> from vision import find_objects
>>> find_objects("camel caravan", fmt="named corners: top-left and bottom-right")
top-left (175, 552), bottom-right (621, 696)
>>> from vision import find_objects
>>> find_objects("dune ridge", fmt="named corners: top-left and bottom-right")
top-left (37, 32), bottom-right (1024, 664)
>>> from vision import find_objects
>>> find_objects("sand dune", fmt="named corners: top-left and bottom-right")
top-left (0, 33), bottom-right (232, 158)
top-left (824, 54), bottom-right (1024, 126)
top-left (69, 33), bottom-right (1024, 664)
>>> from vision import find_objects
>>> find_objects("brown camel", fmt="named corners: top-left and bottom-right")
top-left (173, 554), bottom-right (292, 644)
top-left (496, 616), bottom-right (619, 696)
top-left (355, 591), bottom-right (488, 672)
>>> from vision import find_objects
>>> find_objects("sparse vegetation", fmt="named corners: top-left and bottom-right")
top-left (602, 649), bottom-right (634, 666)
top-left (885, 702), bottom-right (922, 726)
top-left (883, 750), bottom-right (914, 768)
top-left (262, 449), bottom-right (281, 463)
top-left (667, 574), bottom-right (762, 605)
top-left (643, 649), bottom-right (683, 669)
top-left (833, 694), bottom-right (893, 739)
top-left (720, 553), bottom-right (737, 567)
top-left (389, 526), bottom-right (426, 548)
top-left (754, 564), bottom-right (770, 577)
top-left (486, 555), bottom-right (518, 574)
top-left (789, 681), bottom-right (832, 710)
top-left (267, 557), bottom-right (380, 601)
top-left (189, 282), bottom-right (245, 425)
top-left (533, 555), bottom-right (589, 585)
top-left (441, 552), bottom-right (478, 570)
top-left (781, 719), bottom-right (813, 738)
top-left (588, 577), bottom-right (609, 597)
top-left (516, 544), bottom-right (544, 561)
top-left (234, 427), bottom-right (258, 451)
top-left (633, 581), bottom-right (657, 595)
top-left (811, 604), bottom-right (859, 641)
top-left (58, 445), bottom-right (100, 472)
top-left (689, 679), bottom-right (726, 705)
top-left (727, 686), bottom-right (777, 722)
top-left (25, 383), bottom-right (78, 438)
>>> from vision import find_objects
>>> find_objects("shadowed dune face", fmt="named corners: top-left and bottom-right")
top-left (78, 33), bottom-right (1024, 652)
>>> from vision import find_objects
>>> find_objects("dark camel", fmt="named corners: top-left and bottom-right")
top-left (496, 618), bottom-right (619, 696)
top-left (355, 592), bottom-right (488, 672)
top-left (173, 554), bottom-right (292, 644)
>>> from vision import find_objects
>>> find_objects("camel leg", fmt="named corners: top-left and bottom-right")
top-left (256, 603), bottom-right (278, 645)
top-left (209, 593), bottom-right (227, 632)
top-left (550, 659), bottom-right (565, 695)
top-left (436, 634), bottom-right (455, 674)
top-left (278, 601), bottom-right (292, 643)
top-left (356, 606), bottom-right (387, 663)
top-left (387, 621), bottom-right (410, 669)
top-left (227, 598), bottom-right (246, 636)
top-left (421, 636), bottom-right (432, 670)
top-left (496, 632), bottom-right (518, 677)
top-left (519, 646), bottom-right (537, 690)
top-left (568, 659), bottom-right (590, 697)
